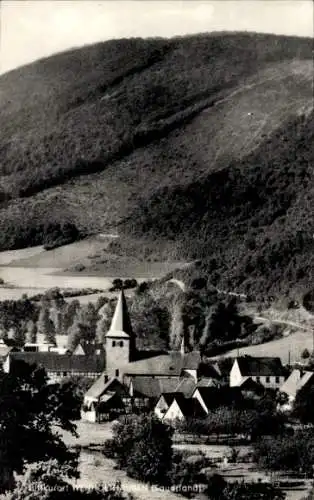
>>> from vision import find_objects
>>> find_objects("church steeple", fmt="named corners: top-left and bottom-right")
top-left (105, 290), bottom-right (136, 377)
top-left (107, 289), bottom-right (133, 337)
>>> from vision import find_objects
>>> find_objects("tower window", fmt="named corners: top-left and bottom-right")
top-left (119, 341), bottom-right (124, 347)
top-left (112, 341), bottom-right (116, 347)
top-left (115, 369), bottom-right (119, 377)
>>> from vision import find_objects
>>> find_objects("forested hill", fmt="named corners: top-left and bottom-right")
top-left (0, 32), bottom-right (313, 298)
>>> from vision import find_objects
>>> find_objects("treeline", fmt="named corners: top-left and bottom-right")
top-left (0, 281), bottom-right (267, 353)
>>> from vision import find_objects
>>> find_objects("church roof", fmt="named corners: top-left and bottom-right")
top-left (122, 351), bottom-right (201, 376)
top-left (105, 290), bottom-right (133, 338)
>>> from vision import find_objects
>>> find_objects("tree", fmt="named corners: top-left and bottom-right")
top-left (37, 304), bottom-right (56, 344)
top-left (105, 414), bottom-right (173, 486)
top-left (204, 475), bottom-right (285, 499)
top-left (0, 362), bottom-right (80, 492)
top-left (253, 430), bottom-right (314, 475)
top-left (301, 348), bottom-right (310, 359)
top-left (3, 459), bottom-right (133, 499)
top-left (293, 384), bottom-right (314, 424)
top-left (25, 320), bottom-right (37, 344)
top-left (62, 300), bottom-right (80, 334)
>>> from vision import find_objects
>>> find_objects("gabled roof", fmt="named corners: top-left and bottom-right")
top-left (280, 369), bottom-right (314, 398)
top-left (85, 376), bottom-right (129, 400)
top-left (196, 377), bottom-right (221, 388)
top-left (238, 376), bottom-right (264, 392)
top-left (236, 356), bottom-right (286, 377)
top-left (129, 376), bottom-right (181, 398)
top-left (174, 377), bottom-right (197, 397)
top-left (168, 396), bottom-right (206, 419)
top-left (9, 352), bottom-right (105, 373)
top-left (123, 351), bottom-right (201, 377)
top-left (105, 290), bottom-right (133, 338)
top-left (193, 386), bottom-right (243, 410)
top-left (159, 392), bottom-right (185, 406)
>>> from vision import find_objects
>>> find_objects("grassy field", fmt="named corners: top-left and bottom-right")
top-left (213, 329), bottom-right (314, 365)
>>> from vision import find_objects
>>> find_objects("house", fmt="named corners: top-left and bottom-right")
top-left (238, 377), bottom-right (264, 398)
top-left (82, 376), bottom-right (132, 422)
top-left (163, 393), bottom-right (206, 422)
top-left (192, 386), bottom-right (244, 415)
top-left (154, 392), bottom-right (183, 420)
top-left (279, 369), bottom-right (314, 410)
top-left (229, 356), bottom-right (287, 389)
top-left (5, 352), bottom-right (105, 382)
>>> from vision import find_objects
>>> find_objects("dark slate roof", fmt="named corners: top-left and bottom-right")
top-left (85, 376), bottom-right (129, 400)
top-left (213, 358), bottom-right (236, 377)
top-left (9, 352), bottom-right (105, 373)
top-left (123, 351), bottom-right (201, 376)
top-left (160, 392), bottom-right (185, 406)
top-left (193, 386), bottom-right (243, 410)
top-left (239, 377), bottom-right (264, 392)
top-left (172, 396), bottom-right (207, 419)
top-left (236, 356), bottom-right (286, 376)
top-left (129, 376), bottom-right (181, 398)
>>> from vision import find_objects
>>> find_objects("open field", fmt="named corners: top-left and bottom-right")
top-left (213, 328), bottom-right (314, 365)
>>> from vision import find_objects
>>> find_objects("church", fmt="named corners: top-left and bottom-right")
top-left (81, 289), bottom-right (218, 422)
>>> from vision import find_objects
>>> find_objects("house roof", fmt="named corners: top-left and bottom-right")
top-left (129, 376), bottom-right (181, 398)
top-left (174, 377), bottom-right (197, 397)
top-left (105, 290), bottom-right (133, 338)
top-left (193, 386), bottom-right (243, 410)
top-left (280, 369), bottom-right (314, 398)
top-left (9, 352), bottom-right (105, 373)
top-left (213, 358), bottom-right (236, 377)
top-left (236, 356), bottom-right (286, 377)
top-left (168, 396), bottom-right (206, 419)
top-left (160, 392), bottom-right (185, 406)
top-left (238, 377), bottom-right (264, 392)
top-left (196, 377), bottom-right (221, 388)
top-left (123, 351), bottom-right (201, 377)
top-left (85, 376), bottom-right (129, 400)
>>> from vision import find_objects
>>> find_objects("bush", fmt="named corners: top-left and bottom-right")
top-left (301, 348), bottom-right (310, 359)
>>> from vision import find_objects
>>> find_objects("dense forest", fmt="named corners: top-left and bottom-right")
top-left (0, 32), bottom-right (312, 298)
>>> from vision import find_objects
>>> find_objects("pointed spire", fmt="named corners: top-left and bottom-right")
top-left (106, 289), bottom-right (133, 338)
top-left (180, 335), bottom-right (186, 356)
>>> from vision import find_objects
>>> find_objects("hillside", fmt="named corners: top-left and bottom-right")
top-left (0, 32), bottom-right (313, 298)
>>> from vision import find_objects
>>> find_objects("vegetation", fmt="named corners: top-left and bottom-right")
top-left (1, 460), bottom-right (133, 499)
top-left (253, 429), bottom-right (314, 475)
top-left (204, 476), bottom-right (285, 500)
top-left (0, 33), bottom-right (312, 298)
top-left (103, 414), bottom-right (173, 485)
top-left (0, 362), bottom-right (79, 492)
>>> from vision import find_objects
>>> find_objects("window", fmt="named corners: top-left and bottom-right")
top-left (266, 376), bottom-right (270, 383)
top-left (119, 341), bottom-right (124, 347)
top-left (275, 376), bottom-right (280, 383)
top-left (115, 369), bottom-right (119, 377)
top-left (256, 376), bottom-right (260, 382)
top-left (112, 341), bottom-right (116, 347)
top-left (63, 371), bottom-right (68, 376)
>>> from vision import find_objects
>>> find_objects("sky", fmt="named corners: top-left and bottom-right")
top-left (0, 0), bottom-right (313, 74)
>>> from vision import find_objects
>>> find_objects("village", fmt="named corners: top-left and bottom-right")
top-left (0, 288), bottom-right (312, 424)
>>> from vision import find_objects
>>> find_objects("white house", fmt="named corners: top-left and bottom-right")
top-left (279, 369), bottom-right (314, 410)
top-left (163, 393), bottom-right (206, 422)
top-left (229, 356), bottom-right (287, 389)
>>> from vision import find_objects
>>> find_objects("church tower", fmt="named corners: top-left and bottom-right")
top-left (105, 290), bottom-right (136, 378)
